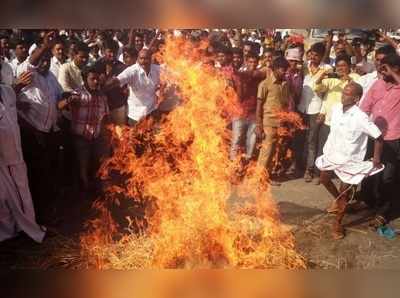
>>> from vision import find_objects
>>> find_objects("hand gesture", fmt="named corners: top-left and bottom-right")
top-left (43, 31), bottom-right (56, 48)
top-left (16, 71), bottom-right (33, 88)
top-left (338, 31), bottom-right (346, 42)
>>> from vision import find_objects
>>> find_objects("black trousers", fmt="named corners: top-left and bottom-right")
top-left (19, 120), bottom-right (61, 219)
top-left (361, 138), bottom-right (400, 220)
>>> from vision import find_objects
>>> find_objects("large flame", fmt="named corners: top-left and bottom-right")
top-left (80, 36), bottom-right (306, 269)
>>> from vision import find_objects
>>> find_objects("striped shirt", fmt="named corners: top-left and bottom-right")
top-left (70, 87), bottom-right (109, 140)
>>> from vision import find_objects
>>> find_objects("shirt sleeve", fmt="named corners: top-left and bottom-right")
top-left (117, 66), bottom-right (135, 86)
top-left (58, 64), bottom-right (73, 92)
top-left (359, 82), bottom-right (376, 115)
top-left (359, 112), bottom-right (382, 139)
top-left (257, 81), bottom-right (267, 102)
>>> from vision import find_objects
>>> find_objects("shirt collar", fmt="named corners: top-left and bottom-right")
top-left (381, 79), bottom-right (399, 91)
top-left (271, 73), bottom-right (285, 84)
top-left (72, 60), bottom-right (80, 70)
top-left (342, 104), bottom-right (358, 115)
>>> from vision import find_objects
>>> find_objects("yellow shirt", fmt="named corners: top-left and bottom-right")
top-left (313, 73), bottom-right (360, 126)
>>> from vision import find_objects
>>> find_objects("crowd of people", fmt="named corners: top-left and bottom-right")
top-left (1, 28), bottom-right (400, 243)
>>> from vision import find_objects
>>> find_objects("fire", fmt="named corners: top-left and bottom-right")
top-left (272, 111), bottom-right (305, 175)
top-left (80, 36), bottom-right (306, 269)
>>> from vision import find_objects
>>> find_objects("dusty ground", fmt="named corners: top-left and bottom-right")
top-left (272, 178), bottom-right (400, 269)
top-left (1, 177), bottom-right (399, 269)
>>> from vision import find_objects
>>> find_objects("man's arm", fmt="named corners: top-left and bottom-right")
top-left (29, 31), bottom-right (55, 66)
top-left (322, 31), bottom-right (334, 64)
top-left (127, 29), bottom-right (136, 47)
top-left (255, 82), bottom-right (266, 139)
top-left (372, 135), bottom-right (384, 169)
top-left (103, 77), bottom-right (122, 92)
top-left (377, 31), bottom-right (400, 53)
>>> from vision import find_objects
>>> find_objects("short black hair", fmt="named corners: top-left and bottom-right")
top-left (103, 38), bottom-right (119, 53)
top-left (381, 54), bottom-right (400, 68)
top-left (75, 41), bottom-right (90, 54)
top-left (13, 39), bottom-right (28, 49)
top-left (263, 47), bottom-right (274, 54)
top-left (215, 45), bottom-right (231, 55)
top-left (122, 45), bottom-right (138, 58)
top-left (135, 33), bottom-right (144, 40)
top-left (376, 45), bottom-right (397, 56)
top-left (231, 47), bottom-right (242, 56)
top-left (272, 56), bottom-right (289, 70)
top-left (273, 50), bottom-right (284, 58)
top-left (81, 65), bottom-right (100, 81)
top-left (335, 53), bottom-right (351, 66)
top-left (243, 41), bottom-right (254, 48)
top-left (52, 36), bottom-right (66, 48)
top-left (246, 51), bottom-right (259, 60)
top-left (310, 42), bottom-right (326, 56)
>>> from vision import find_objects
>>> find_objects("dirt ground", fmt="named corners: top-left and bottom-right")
top-left (1, 177), bottom-right (400, 269)
top-left (272, 178), bottom-right (400, 269)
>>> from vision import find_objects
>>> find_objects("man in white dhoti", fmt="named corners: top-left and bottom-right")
top-left (315, 82), bottom-right (384, 240)
top-left (0, 77), bottom-right (46, 243)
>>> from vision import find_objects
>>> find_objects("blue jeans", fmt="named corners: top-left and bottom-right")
top-left (230, 118), bottom-right (256, 160)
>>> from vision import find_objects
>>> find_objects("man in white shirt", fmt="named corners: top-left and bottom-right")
top-left (316, 82), bottom-right (383, 240)
top-left (49, 37), bottom-right (67, 79)
top-left (356, 45), bottom-right (397, 105)
top-left (0, 82), bottom-right (46, 243)
top-left (107, 49), bottom-right (161, 126)
top-left (9, 39), bottom-right (29, 78)
top-left (297, 42), bottom-right (333, 183)
top-left (16, 32), bottom-right (64, 213)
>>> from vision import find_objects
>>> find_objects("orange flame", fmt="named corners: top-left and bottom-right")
top-left (272, 111), bottom-right (305, 175)
top-left (80, 36), bottom-right (306, 269)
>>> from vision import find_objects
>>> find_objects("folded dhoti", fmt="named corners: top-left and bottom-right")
top-left (315, 155), bottom-right (385, 185)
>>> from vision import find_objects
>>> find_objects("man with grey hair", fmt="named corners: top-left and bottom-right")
top-left (316, 81), bottom-right (384, 240)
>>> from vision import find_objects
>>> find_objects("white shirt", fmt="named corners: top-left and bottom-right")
top-left (117, 63), bottom-right (160, 121)
top-left (0, 84), bottom-right (24, 166)
top-left (323, 104), bottom-right (381, 165)
top-left (17, 61), bottom-right (63, 133)
top-left (49, 56), bottom-right (64, 79)
top-left (0, 60), bottom-right (14, 86)
top-left (10, 57), bottom-right (26, 78)
top-left (355, 71), bottom-right (378, 105)
top-left (28, 43), bottom-right (37, 56)
top-left (298, 64), bottom-right (332, 115)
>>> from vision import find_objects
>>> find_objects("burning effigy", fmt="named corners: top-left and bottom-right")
top-left (79, 36), bottom-right (306, 269)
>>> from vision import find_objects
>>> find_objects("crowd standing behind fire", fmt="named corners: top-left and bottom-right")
top-left (1, 28), bottom-right (400, 242)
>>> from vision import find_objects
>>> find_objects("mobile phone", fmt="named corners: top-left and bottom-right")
top-left (327, 72), bottom-right (339, 79)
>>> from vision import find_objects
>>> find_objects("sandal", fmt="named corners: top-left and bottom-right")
top-left (326, 203), bottom-right (339, 214)
top-left (369, 215), bottom-right (387, 229)
top-left (332, 225), bottom-right (345, 240)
